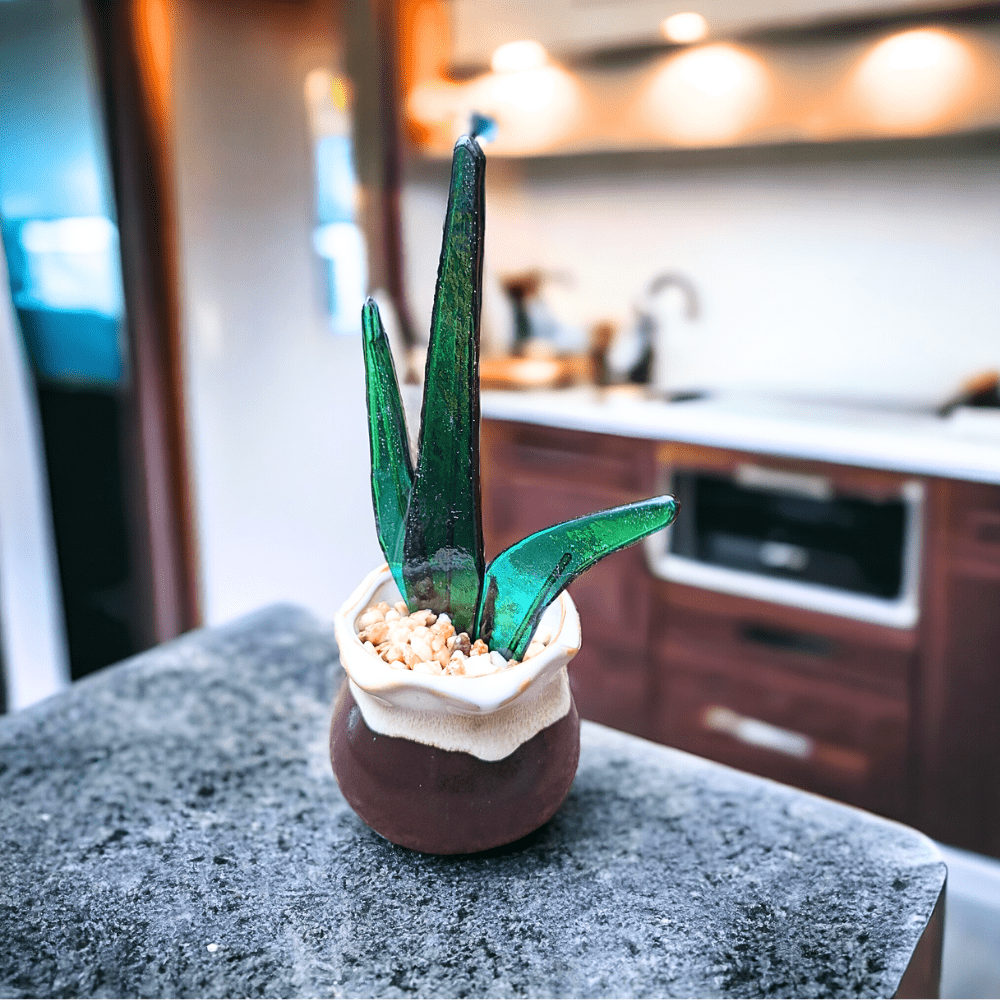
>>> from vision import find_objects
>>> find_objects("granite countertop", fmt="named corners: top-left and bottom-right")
top-left (482, 387), bottom-right (1000, 484)
top-left (0, 605), bottom-right (944, 999)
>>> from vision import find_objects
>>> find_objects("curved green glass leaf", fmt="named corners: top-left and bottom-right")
top-left (402, 136), bottom-right (486, 632)
top-left (476, 495), bottom-right (679, 660)
top-left (362, 296), bottom-right (413, 598)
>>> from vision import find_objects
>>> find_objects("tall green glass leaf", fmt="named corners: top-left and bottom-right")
top-left (402, 136), bottom-right (486, 632)
top-left (476, 496), bottom-right (679, 660)
top-left (362, 296), bottom-right (413, 598)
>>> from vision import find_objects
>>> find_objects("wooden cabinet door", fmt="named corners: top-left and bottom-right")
top-left (481, 420), bottom-right (657, 737)
top-left (660, 660), bottom-right (910, 818)
top-left (918, 479), bottom-right (1000, 855)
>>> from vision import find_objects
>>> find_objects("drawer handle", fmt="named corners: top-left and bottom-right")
top-left (701, 705), bottom-right (869, 777)
top-left (735, 463), bottom-right (833, 500)
top-left (969, 511), bottom-right (1000, 548)
top-left (703, 706), bottom-right (812, 758)
top-left (739, 624), bottom-right (833, 658)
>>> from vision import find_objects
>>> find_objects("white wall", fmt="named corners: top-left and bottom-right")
top-left (171, 1), bottom-right (381, 626)
top-left (403, 140), bottom-right (1000, 408)
top-left (168, 2), bottom-right (999, 628)
top-left (0, 233), bottom-right (70, 709)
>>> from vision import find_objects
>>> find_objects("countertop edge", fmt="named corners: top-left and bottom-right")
top-left (482, 390), bottom-right (1000, 484)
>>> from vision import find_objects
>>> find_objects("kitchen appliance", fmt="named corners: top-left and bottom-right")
top-left (607, 271), bottom-right (699, 387)
top-left (645, 458), bottom-right (924, 628)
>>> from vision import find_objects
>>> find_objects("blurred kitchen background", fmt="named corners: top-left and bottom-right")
top-left (1, 0), bottom-right (998, 993)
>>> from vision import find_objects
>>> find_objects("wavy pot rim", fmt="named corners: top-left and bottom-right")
top-left (333, 563), bottom-right (581, 717)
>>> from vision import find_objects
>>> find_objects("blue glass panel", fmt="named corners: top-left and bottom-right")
top-left (315, 136), bottom-right (358, 225)
top-left (0, 0), bottom-right (127, 387)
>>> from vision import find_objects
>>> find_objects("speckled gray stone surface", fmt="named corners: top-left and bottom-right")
top-left (1, 605), bottom-right (944, 999)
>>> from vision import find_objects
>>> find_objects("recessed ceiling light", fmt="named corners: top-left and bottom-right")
top-left (491, 39), bottom-right (548, 73)
top-left (852, 28), bottom-right (975, 132)
top-left (642, 44), bottom-right (769, 145)
top-left (661, 12), bottom-right (709, 45)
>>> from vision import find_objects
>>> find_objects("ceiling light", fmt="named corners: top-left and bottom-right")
top-left (463, 64), bottom-right (581, 154)
top-left (661, 12), bottom-right (708, 45)
top-left (642, 44), bottom-right (769, 145)
top-left (491, 40), bottom-right (548, 73)
top-left (852, 28), bottom-right (975, 132)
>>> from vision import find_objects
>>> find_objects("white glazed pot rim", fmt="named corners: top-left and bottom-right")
top-left (333, 563), bottom-right (581, 718)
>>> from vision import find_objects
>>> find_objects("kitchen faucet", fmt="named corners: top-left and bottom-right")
top-left (623, 271), bottom-right (700, 385)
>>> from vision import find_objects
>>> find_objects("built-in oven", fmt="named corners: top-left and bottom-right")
top-left (644, 453), bottom-right (924, 628)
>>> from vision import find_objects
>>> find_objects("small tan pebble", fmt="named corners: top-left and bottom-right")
top-left (360, 621), bottom-right (390, 645)
top-left (357, 607), bottom-right (385, 628)
top-left (464, 653), bottom-right (494, 677)
top-left (524, 640), bottom-right (545, 660)
top-left (383, 644), bottom-right (405, 664)
top-left (409, 636), bottom-right (434, 663)
top-left (413, 659), bottom-right (443, 675)
top-left (364, 605), bottom-right (514, 677)
top-left (363, 640), bottom-right (377, 653)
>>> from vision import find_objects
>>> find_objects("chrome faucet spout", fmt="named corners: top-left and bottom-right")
top-left (645, 271), bottom-right (700, 321)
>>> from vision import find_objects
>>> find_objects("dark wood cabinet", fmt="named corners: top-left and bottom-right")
top-left (481, 421), bottom-right (657, 736)
top-left (918, 480), bottom-right (1000, 855)
top-left (652, 582), bottom-right (913, 818)
top-left (482, 417), bottom-right (1000, 855)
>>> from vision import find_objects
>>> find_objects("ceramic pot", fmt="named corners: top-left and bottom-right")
top-left (330, 564), bottom-right (581, 854)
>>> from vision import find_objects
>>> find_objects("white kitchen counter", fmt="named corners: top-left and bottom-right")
top-left (481, 387), bottom-right (1000, 484)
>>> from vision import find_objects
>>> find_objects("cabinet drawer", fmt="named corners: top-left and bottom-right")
top-left (658, 666), bottom-right (910, 818)
top-left (652, 583), bottom-right (914, 698)
top-left (483, 474), bottom-right (650, 649)
top-left (658, 604), bottom-right (912, 699)
top-left (950, 482), bottom-right (1000, 567)
top-left (483, 421), bottom-right (652, 493)
top-left (484, 472), bottom-right (631, 548)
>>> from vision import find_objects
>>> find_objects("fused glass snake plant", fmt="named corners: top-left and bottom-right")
top-left (362, 134), bottom-right (678, 662)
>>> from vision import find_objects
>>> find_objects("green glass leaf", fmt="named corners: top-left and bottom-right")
top-left (476, 496), bottom-right (679, 660)
top-left (362, 296), bottom-right (413, 598)
top-left (402, 136), bottom-right (486, 632)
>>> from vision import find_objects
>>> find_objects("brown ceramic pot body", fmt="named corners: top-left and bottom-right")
top-left (330, 679), bottom-right (581, 854)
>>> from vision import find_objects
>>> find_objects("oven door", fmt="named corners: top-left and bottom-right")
top-left (645, 459), bottom-right (924, 629)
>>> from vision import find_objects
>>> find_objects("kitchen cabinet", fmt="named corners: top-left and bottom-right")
top-left (652, 581), bottom-right (913, 818)
top-left (482, 417), bottom-right (1000, 854)
top-left (918, 480), bottom-right (1000, 856)
top-left (481, 420), bottom-right (658, 736)
top-left (447, 0), bottom-right (978, 69)
top-left (403, 0), bottom-right (1000, 157)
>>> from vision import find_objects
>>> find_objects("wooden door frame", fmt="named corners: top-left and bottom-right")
top-left (83, 0), bottom-right (200, 644)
